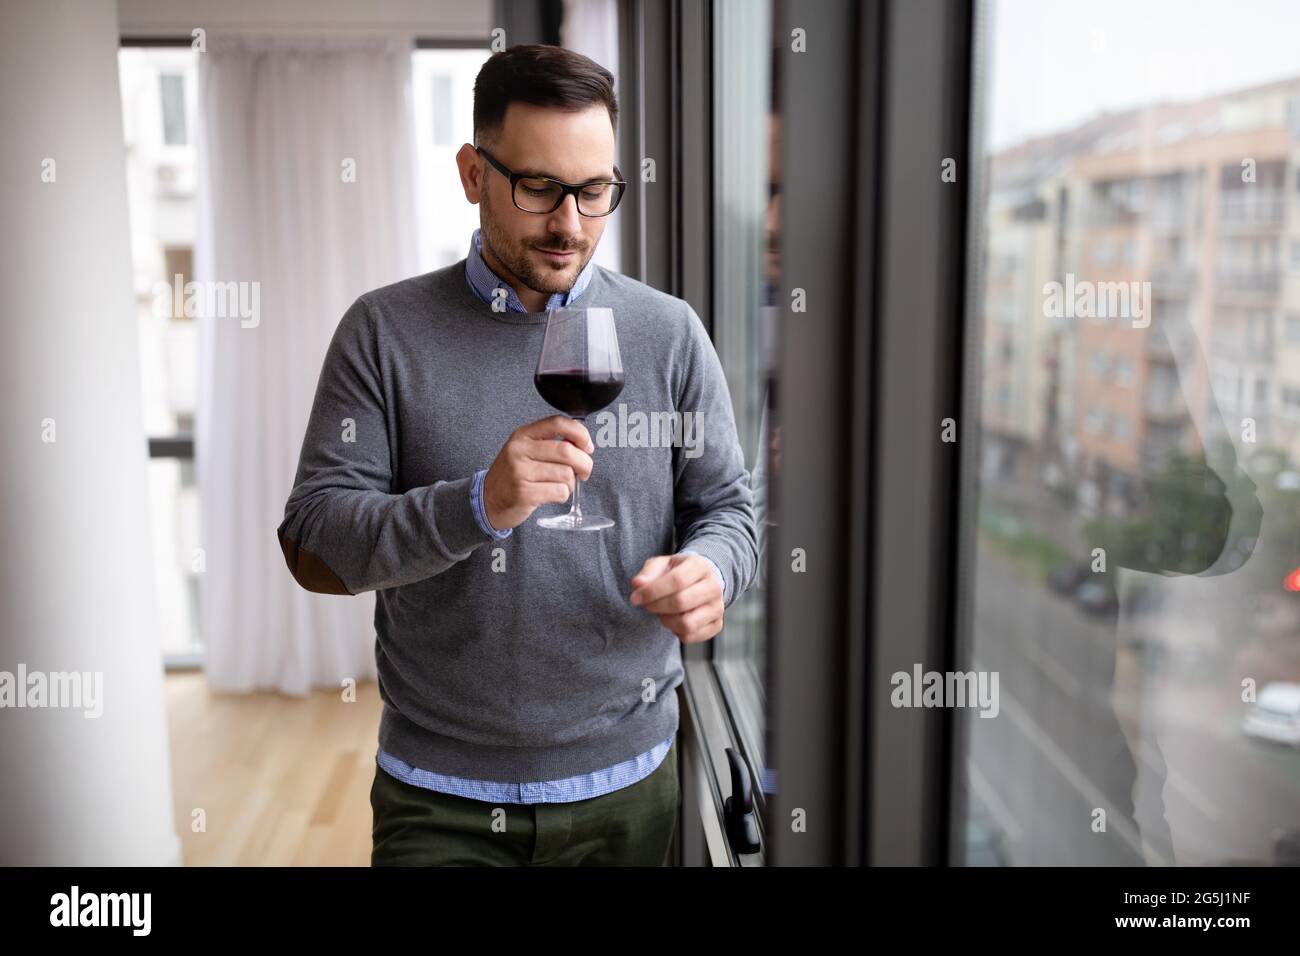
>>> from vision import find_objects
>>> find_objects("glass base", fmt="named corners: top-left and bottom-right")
top-left (537, 512), bottom-right (615, 531)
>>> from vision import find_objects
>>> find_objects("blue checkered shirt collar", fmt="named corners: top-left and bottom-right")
top-left (464, 227), bottom-right (595, 314)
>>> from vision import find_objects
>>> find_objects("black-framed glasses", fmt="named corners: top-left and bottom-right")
top-left (476, 145), bottom-right (626, 218)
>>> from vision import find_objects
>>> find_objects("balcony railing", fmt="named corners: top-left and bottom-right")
top-left (1216, 268), bottom-right (1281, 298)
top-left (1147, 202), bottom-right (1199, 233)
top-left (1209, 334), bottom-right (1275, 364)
top-left (1218, 191), bottom-right (1286, 230)
top-left (1085, 201), bottom-right (1142, 228)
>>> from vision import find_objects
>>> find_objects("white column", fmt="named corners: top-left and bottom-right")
top-left (0, 0), bottom-right (181, 865)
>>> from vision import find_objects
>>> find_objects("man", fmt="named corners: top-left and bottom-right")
top-left (276, 44), bottom-right (758, 866)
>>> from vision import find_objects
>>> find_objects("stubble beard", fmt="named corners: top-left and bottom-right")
top-left (480, 185), bottom-right (592, 297)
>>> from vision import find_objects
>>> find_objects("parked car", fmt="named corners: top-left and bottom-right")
top-left (1242, 682), bottom-right (1300, 747)
top-left (1074, 579), bottom-right (1118, 617)
top-left (1047, 560), bottom-right (1149, 619)
top-left (1046, 561), bottom-right (1089, 597)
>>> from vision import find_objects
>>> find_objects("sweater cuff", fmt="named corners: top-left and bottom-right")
top-left (471, 468), bottom-right (513, 539)
top-left (678, 548), bottom-right (727, 604)
top-left (430, 474), bottom-right (499, 558)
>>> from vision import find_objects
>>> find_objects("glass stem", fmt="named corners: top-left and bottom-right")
top-left (571, 416), bottom-right (585, 523)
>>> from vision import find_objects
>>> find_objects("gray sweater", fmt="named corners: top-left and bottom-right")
top-left (276, 261), bottom-right (759, 781)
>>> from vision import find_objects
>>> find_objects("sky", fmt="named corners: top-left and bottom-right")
top-left (986, 0), bottom-right (1300, 150)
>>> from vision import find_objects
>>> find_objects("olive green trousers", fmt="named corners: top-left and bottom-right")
top-left (370, 736), bottom-right (679, 866)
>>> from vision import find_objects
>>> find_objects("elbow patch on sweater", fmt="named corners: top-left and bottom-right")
top-left (277, 529), bottom-right (352, 595)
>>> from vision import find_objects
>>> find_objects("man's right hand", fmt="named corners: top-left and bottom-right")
top-left (482, 415), bottom-right (595, 531)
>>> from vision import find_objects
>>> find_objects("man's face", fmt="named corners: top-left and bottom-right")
top-left (458, 103), bottom-right (616, 299)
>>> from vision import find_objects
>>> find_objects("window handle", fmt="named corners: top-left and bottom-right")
top-left (723, 747), bottom-right (761, 855)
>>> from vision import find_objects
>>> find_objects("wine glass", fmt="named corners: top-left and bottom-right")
top-left (533, 306), bottom-right (624, 530)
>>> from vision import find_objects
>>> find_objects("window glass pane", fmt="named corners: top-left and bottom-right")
top-left (430, 74), bottom-right (453, 146)
top-left (160, 72), bottom-right (187, 145)
top-left (120, 48), bottom-right (198, 438)
top-left (412, 49), bottom-right (492, 270)
top-left (958, 0), bottom-right (1300, 865)
top-left (710, 0), bottom-right (777, 783)
top-left (147, 457), bottom-right (203, 656)
top-left (121, 47), bottom-right (202, 659)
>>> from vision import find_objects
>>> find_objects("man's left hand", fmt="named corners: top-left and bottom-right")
top-left (629, 553), bottom-right (724, 644)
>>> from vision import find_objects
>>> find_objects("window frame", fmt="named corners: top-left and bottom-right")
top-left (622, 0), bottom-right (772, 868)
top-left (861, 0), bottom-right (978, 867)
top-left (763, 0), bottom-right (979, 867)
top-left (633, 0), bottom-right (980, 868)
top-left (121, 38), bottom-right (204, 670)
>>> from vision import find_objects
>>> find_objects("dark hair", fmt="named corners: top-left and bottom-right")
top-left (473, 44), bottom-right (618, 147)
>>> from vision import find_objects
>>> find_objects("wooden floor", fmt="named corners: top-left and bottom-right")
top-left (164, 672), bottom-right (382, 866)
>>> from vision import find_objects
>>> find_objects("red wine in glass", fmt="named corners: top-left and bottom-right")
top-left (534, 306), bottom-right (624, 530)
top-left (534, 368), bottom-right (626, 418)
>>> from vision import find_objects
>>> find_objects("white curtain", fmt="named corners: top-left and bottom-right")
top-left (195, 33), bottom-right (418, 695)
top-left (562, 0), bottom-right (622, 275)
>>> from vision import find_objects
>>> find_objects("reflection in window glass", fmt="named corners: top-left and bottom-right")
top-left (710, 0), bottom-right (777, 785)
top-left (958, 0), bottom-right (1300, 865)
